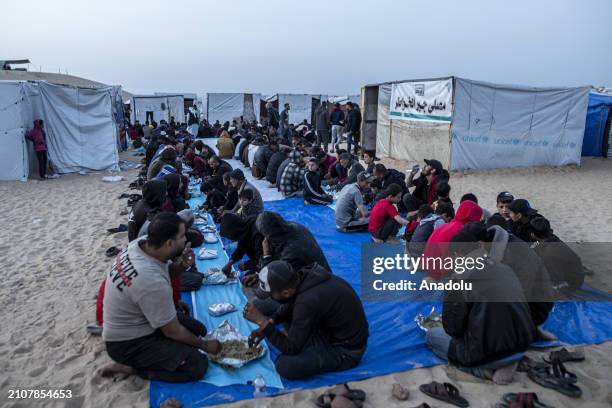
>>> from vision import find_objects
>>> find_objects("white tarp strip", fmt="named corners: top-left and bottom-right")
top-left (0, 127), bottom-right (28, 181)
top-left (278, 94), bottom-right (315, 124)
top-left (451, 78), bottom-right (590, 170)
top-left (207, 93), bottom-right (245, 124)
top-left (200, 138), bottom-right (284, 202)
top-left (390, 79), bottom-right (452, 122)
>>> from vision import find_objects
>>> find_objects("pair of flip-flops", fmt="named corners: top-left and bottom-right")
top-left (495, 392), bottom-right (552, 408)
top-left (316, 383), bottom-right (365, 408)
top-left (528, 358), bottom-right (582, 398)
top-left (419, 382), bottom-right (468, 407)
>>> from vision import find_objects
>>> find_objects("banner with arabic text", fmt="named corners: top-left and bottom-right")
top-left (389, 79), bottom-right (453, 122)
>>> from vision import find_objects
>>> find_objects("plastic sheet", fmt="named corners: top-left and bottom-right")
top-left (150, 198), bottom-right (612, 408)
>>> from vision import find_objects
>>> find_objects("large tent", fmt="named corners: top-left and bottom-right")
top-left (130, 94), bottom-right (185, 124)
top-left (581, 91), bottom-right (612, 157)
top-left (362, 77), bottom-right (590, 170)
top-left (0, 80), bottom-right (120, 181)
top-left (205, 93), bottom-right (261, 124)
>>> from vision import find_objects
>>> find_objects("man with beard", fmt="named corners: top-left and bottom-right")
top-left (100, 213), bottom-right (221, 382)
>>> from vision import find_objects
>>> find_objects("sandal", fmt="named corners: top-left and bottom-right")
top-left (316, 383), bottom-right (366, 408)
top-left (543, 347), bottom-right (585, 364)
top-left (528, 360), bottom-right (582, 398)
top-left (107, 224), bottom-right (128, 234)
top-left (517, 356), bottom-right (549, 372)
top-left (502, 392), bottom-right (553, 408)
top-left (419, 381), bottom-right (469, 407)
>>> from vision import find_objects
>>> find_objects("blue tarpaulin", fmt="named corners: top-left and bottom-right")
top-left (581, 92), bottom-right (612, 157)
top-left (150, 198), bottom-right (612, 407)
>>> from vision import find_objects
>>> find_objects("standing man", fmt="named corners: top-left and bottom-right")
top-left (314, 101), bottom-right (331, 152)
top-left (345, 102), bottom-right (362, 155)
top-left (266, 102), bottom-right (280, 136)
top-left (279, 103), bottom-right (291, 142)
top-left (330, 102), bottom-right (345, 153)
top-left (187, 107), bottom-right (199, 139)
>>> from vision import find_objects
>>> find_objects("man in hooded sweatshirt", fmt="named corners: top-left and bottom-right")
top-left (243, 260), bottom-right (368, 379)
top-left (147, 147), bottom-right (178, 181)
top-left (253, 141), bottom-right (278, 179)
top-left (508, 199), bottom-right (544, 243)
top-left (216, 130), bottom-right (235, 159)
top-left (25, 119), bottom-right (48, 179)
top-left (266, 146), bottom-right (289, 185)
top-left (426, 231), bottom-right (536, 379)
top-left (161, 173), bottom-right (188, 212)
top-left (220, 214), bottom-right (264, 280)
top-left (128, 180), bottom-right (168, 242)
top-left (279, 150), bottom-right (306, 197)
top-left (422, 200), bottom-right (483, 280)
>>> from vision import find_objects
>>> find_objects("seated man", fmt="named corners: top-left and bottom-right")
top-left (406, 158), bottom-right (449, 207)
top-left (244, 260), bottom-right (369, 380)
top-left (220, 214), bottom-right (264, 278)
top-left (265, 147), bottom-right (288, 185)
top-left (229, 169), bottom-right (264, 215)
top-left (508, 199), bottom-right (543, 243)
top-left (253, 141), bottom-right (278, 179)
top-left (336, 153), bottom-right (365, 190)
top-left (426, 231), bottom-right (536, 380)
top-left (216, 130), bottom-right (235, 159)
top-left (368, 184), bottom-right (410, 244)
top-left (147, 147), bottom-right (178, 181)
top-left (431, 181), bottom-right (453, 212)
top-left (303, 158), bottom-right (333, 205)
top-left (530, 217), bottom-right (585, 296)
top-left (335, 172), bottom-right (372, 232)
top-left (128, 180), bottom-right (167, 242)
top-left (236, 188), bottom-right (260, 218)
top-left (199, 182), bottom-right (226, 211)
top-left (279, 150), bottom-right (306, 198)
top-left (100, 213), bottom-right (221, 382)
top-left (407, 204), bottom-right (440, 256)
top-left (205, 155), bottom-right (233, 192)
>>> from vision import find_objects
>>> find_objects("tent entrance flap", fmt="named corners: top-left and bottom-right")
top-left (362, 86), bottom-right (379, 152)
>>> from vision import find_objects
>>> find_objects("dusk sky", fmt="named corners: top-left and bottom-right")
top-left (5, 0), bottom-right (611, 96)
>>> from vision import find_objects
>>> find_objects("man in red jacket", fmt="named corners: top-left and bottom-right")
top-left (25, 119), bottom-right (48, 179)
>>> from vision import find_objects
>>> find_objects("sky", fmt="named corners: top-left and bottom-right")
top-left (4, 0), bottom-right (612, 96)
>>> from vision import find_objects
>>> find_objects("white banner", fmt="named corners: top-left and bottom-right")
top-left (390, 79), bottom-right (453, 122)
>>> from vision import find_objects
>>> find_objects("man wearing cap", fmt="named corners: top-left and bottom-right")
top-left (406, 159), bottom-right (449, 207)
top-left (373, 164), bottom-right (408, 208)
top-left (229, 169), bottom-right (264, 215)
top-left (243, 260), bottom-right (369, 380)
top-left (335, 171), bottom-right (372, 232)
top-left (508, 199), bottom-right (543, 243)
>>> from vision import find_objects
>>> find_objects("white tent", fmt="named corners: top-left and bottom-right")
top-left (275, 94), bottom-right (321, 125)
top-left (205, 93), bottom-right (262, 124)
top-left (131, 94), bottom-right (185, 124)
top-left (0, 80), bottom-right (120, 181)
top-left (362, 77), bottom-right (590, 170)
top-left (327, 95), bottom-right (361, 105)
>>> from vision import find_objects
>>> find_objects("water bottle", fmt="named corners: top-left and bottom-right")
top-left (253, 373), bottom-right (267, 407)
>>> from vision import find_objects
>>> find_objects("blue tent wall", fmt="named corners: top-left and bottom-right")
top-left (582, 92), bottom-right (612, 157)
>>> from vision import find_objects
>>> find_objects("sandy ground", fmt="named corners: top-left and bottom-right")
top-left (0, 152), bottom-right (611, 408)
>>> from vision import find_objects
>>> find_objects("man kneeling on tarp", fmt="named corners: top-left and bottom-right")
top-left (243, 260), bottom-right (369, 380)
top-left (100, 213), bottom-right (221, 382)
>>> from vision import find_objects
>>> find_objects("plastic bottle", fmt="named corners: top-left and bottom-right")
top-left (253, 373), bottom-right (267, 407)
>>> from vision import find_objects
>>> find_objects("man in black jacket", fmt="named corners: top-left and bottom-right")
top-left (253, 141), bottom-right (278, 179)
top-left (344, 102), bottom-right (362, 154)
top-left (303, 158), bottom-right (333, 205)
top-left (426, 231), bottom-right (537, 379)
top-left (244, 260), bottom-right (368, 379)
top-left (128, 180), bottom-right (167, 241)
top-left (508, 199), bottom-right (543, 243)
top-left (205, 155), bottom-right (232, 192)
top-left (265, 147), bottom-right (288, 185)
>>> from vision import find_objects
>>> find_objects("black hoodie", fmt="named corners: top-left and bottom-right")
top-left (162, 173), bottom-right (187, 212)
top-left (255, 212), bottom-right (331, 271)
top-left (263, 263), bottom-right (369, 356)
top-left (266, 151), bottom-right (288, 184)
top-left (128, 180), bottom-right (167, 241)
top-left (220, 214), bottom-right (264, 271)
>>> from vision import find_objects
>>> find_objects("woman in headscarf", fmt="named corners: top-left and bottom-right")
top-left (220, 214), bottom-right (264, 286)
top-left (161, 173), bottom-right (188, 212)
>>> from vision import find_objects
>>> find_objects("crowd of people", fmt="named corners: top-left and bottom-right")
top-left (96, 110), bottom-right (587, 398)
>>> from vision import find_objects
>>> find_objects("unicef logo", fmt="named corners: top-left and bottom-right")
top-left (482, 136), bottom-right (489, 143)
top-left (570, 143), bottom-right (576, 149)
top-left (513, 139), bottom-right (520, 145)
top-left (542, 141), bottom-right (549, 147)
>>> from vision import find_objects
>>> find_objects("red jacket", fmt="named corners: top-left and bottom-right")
top-left (25, 120), bottom-right (47, 152)
top-left (422, 200), bottom-right (483, 280)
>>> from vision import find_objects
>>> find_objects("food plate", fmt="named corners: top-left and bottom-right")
top-left (203, 320), bottom-right (266, 369)
top-left (198, 248), bottom-right (218, 260)
top-left (202, 267), bottom-right (238, 285)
